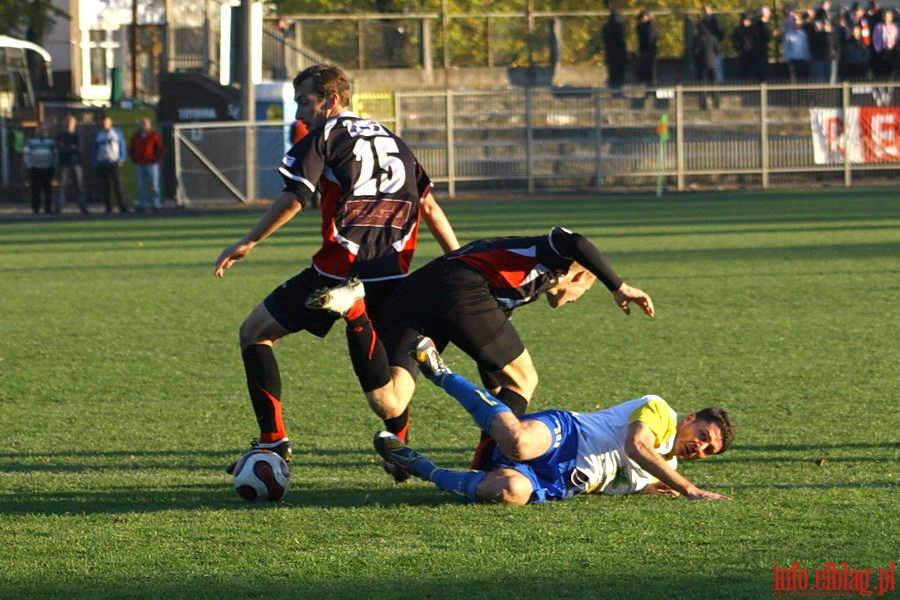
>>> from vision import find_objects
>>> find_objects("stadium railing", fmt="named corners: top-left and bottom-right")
top-left (168, 81), bottom-right (900, 203)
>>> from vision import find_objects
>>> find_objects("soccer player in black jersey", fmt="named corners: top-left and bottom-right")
top-left (310, 226), bottom-right (654, 477)
top-left (214, 64), bottom-right (459, 473)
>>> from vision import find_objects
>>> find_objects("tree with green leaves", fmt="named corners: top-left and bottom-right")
top-left (0, 0), bottom-right (68, 45)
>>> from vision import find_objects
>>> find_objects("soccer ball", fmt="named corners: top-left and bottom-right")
top-left (232, 449), bottom-right (291, 502)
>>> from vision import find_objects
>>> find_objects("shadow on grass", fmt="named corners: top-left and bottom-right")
top-left (0, 572), bottom-right (775, 600)
top-left (0, 480), bottom-right (463, 516)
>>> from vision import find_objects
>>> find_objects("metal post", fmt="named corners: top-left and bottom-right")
top-left (131, 0), bottom-right (139, 98)
top-left (173, 126), bottom-right (186, 205)
top-left (842, 82), bottom-right (852, 187)
top-left (421, 19), bottom-right (432, 77)
top-left (525, 87), bottom-right (534, 195)
top-left (445, 89), bottom-right (456, 197)
top-left (164, 0), bottom-right (174, 73)
top-left (241, 0), bottom-right (257, 202)
top-left (441, 0), bottom-right (450, 71)
top-left (594, 89), bottom-right (603, 194)
top-left (676, 86), bottom-right (684, 191)
top-left (0, 118), bottom-right (8, 189)
top-left (760, 84), bottom-right (769, 189)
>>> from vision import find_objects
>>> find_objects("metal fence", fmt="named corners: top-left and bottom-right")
top-left (170, 81), bottom-right (900, 204)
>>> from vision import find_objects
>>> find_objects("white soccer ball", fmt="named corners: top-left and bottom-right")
top-left (232, 449), bottom-right (291, 502)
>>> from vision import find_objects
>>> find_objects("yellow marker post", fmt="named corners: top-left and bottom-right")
top-left (656, 114), bottom-right (669, 198)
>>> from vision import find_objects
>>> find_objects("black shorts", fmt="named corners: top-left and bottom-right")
top-left (376, 260), bottom-right (526, 375)
top-left (264, 267), bottom-right (401, 337)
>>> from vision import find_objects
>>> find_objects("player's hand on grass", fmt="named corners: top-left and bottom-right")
top-left (643, 482), bottom-right (681, 497)
top-left (685, 487), bottom-right (731, 501)
top-left (613, 283), bottom-right (655, 317)
top-left (214, 241), bottom-right (254, 277)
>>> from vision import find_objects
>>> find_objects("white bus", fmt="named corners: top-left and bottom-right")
top-left (0, 35), bottom-right (53, 119)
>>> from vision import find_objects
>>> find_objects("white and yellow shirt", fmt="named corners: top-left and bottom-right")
top-left (569, 395), bottom-right (678, 496)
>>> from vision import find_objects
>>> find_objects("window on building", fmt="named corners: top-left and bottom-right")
top-left (88, 29), bottom-right (120, 86)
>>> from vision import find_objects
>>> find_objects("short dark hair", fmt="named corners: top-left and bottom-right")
top-left (695, 407), bottom-right (735, 454)
top-left (293, 63), bottom-right (351, 107)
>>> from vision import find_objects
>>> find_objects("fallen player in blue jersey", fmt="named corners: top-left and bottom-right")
top-left (374, 336), bottom-right (735, 504)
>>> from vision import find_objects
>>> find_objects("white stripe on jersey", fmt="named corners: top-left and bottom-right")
top-left (569, 395), bottom-right (678, 496)
top-left (277, 165), bottom-right (316, 192)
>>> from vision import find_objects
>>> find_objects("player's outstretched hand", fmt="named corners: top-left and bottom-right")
top-left (685, 488), bottom-right (731, 501)
top-left (613, 283), bottom-right (655, 317)
top-left (214, 241), bottom-right (253, 277)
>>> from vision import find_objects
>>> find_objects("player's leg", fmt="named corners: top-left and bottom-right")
top-left (238, 302), bottom-right (292, 447)
top-left (476, 469), bottom-right (536, 505)
top-left (375, 432), bottom-right (535, 505)
top-left (306, 277), bottom-right (413, 435)
top-left (374, 431), bottom-right (487, 502)
top-left (413, 338), bottom-right (553, 462)
top-left (226, 270), bottom-right (341, 473)
top-left (445, 307), bottom-right (536, 466)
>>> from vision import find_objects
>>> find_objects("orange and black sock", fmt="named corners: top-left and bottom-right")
top-left (383, 406), bottom-right (411, 443)
top-left (344, 302), bottom-right (391, 393)
top-left (242, 344), bottom-right (287, 443)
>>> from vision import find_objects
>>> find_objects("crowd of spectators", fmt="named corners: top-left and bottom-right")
top-left (773, 0), bottom-right (898, 82)
top-left (601, 1), bottom-right (898, 86)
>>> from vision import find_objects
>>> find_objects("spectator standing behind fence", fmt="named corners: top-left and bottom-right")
top-left (751, 6), bottom-right (776, 82)
top-left (23, 122), bottom-right (57, 215)
top-left (129, 118), bottom-right (166, 213)
top-left (636, 10), bottom-right (659, 91)
top-left (784, 10), bottom-right (811, 81)
top-left (872, 9), bottom-right (898, 78)
top-left (92, 115), bottom-right (129, 214)
top-left (733, 12), bottom-right (757, 80)
top-left (693, 20), bottom-right (721, 108)
top-left (700, 5), bottom-right (725, 82)
top-left (843, 23), bottom-right (873, 79)
top-left (808, 8), bottom-right (835, 82)
top-left (55, 115), bottom-right (89, 214)
top-left (602, 9), bottom-right (628, 97)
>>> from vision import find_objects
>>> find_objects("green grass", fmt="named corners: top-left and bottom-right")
top-left (1, 189), bottom-right (898, 599)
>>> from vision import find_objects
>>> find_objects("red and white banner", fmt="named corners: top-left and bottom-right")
top-left (810, 107), bottom-right (900, 164)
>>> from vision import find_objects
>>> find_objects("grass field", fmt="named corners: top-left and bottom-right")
top-left (1, 188), bottom-right (897, 599)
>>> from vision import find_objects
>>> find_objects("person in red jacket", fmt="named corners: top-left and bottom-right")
top-left (129, 118), bottom-right (166, 212)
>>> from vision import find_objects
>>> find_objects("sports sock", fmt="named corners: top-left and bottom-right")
top-left (496, 388), bottom-right (528, 416)
top-left (441, 373), bottom-right (512, 432)
top-left (429, 468), bottom-right (488, 503)
top-left (344, 308), bottom-right (391, 392)
top-left (383, 407), bottom-right (411, 443)
top-left (242, 344), bottom-right (287, 442)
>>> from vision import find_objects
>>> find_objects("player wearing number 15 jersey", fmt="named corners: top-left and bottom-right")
top-left (214, 64), bottom-right (459, 475)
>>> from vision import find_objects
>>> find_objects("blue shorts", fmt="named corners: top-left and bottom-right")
top-left (491, 410), bottom-right (580, 504)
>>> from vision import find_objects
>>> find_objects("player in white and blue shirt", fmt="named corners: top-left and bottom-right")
top-left (375, 338), bottom-right (735, 504)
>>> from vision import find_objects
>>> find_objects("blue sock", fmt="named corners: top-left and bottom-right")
top-left (441, 373), bottom-right (512, 432)
top-left (429, 468), bottom-right (488, 503)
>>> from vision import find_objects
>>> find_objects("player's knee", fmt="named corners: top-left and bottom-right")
top-left (499, 473), bottom-right (533, 505)
top-left (366, 389), bottom-right (407, 420)
top-left (239, 319), bottom-right (262, 347)
top-left (477, 470), bottom-right (532, 505)
top-left (496, 422), bottom-right (529, 460)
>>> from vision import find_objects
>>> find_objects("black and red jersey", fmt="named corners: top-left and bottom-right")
top-left (278, 111), bottom-right (433, 281)
top-left (443, 227), bottom-right (623, 310)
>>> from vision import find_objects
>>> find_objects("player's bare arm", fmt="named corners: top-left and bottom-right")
top-left (624, 421), bottom-right (730, 501)
top-left (214, 191), bottom-right (303, 277)
top-left (612, 283), bottom-right (655, 317)
top-left (642, 481), bottom-right (681, 497)
top-left (419, 192), bottom-right (460, 253)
